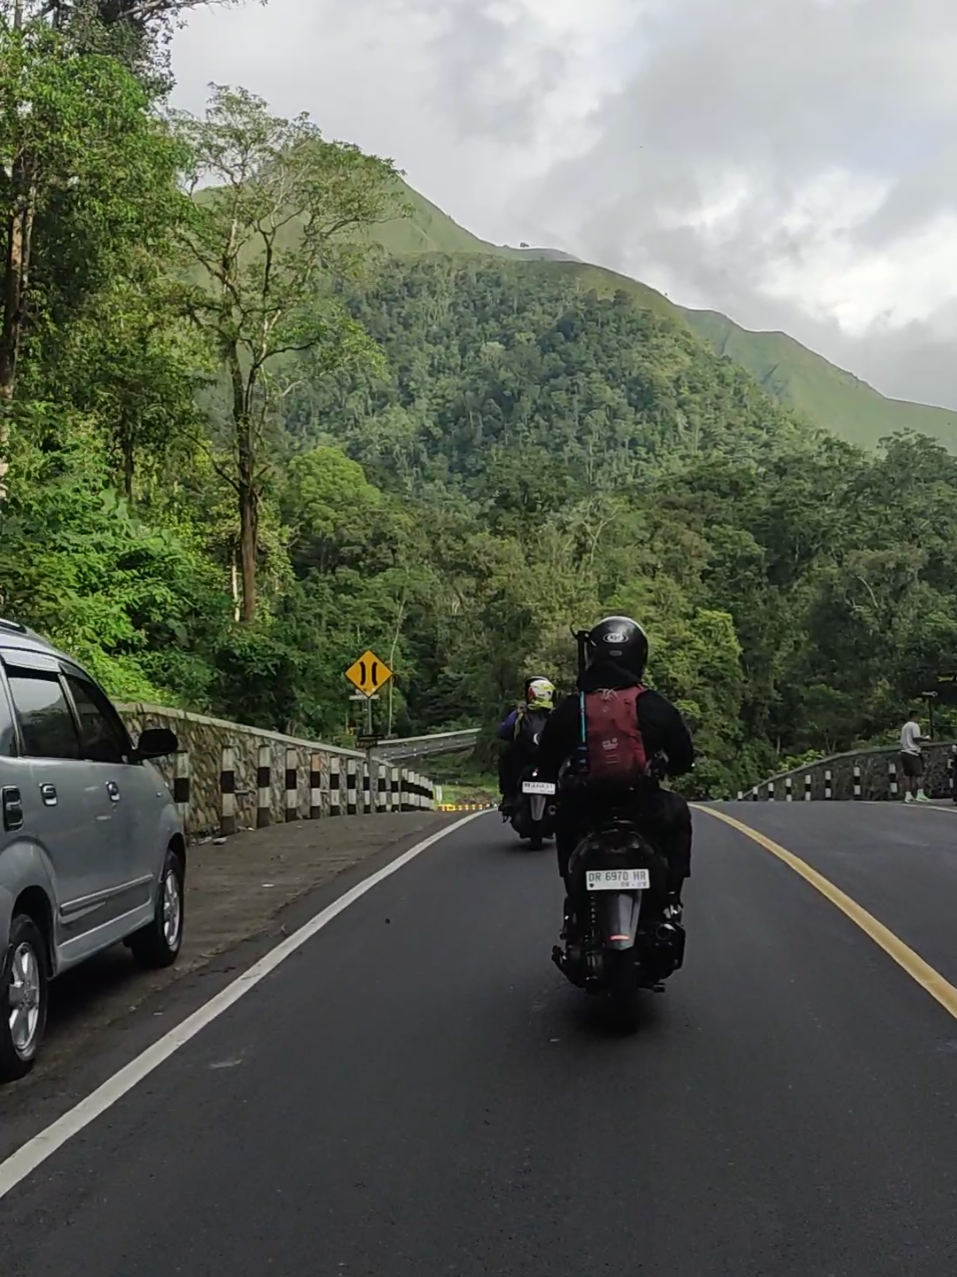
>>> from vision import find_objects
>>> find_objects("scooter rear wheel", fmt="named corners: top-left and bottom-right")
top-left (606, 949), bottom-right (641, 1033)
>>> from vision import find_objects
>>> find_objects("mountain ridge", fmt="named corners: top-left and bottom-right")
top-left (677, 307), bottom-right (957, 451)
top-left (372, 180), bottom-right (957, 452)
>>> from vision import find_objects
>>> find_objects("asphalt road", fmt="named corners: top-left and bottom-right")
top-left (4, 802), bottom-right (957, 1276)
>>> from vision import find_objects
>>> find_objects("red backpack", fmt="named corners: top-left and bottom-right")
top-left (582, 686), bottom-right (649, 791)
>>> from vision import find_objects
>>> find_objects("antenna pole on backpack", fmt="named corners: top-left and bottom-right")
top-left (574, 629), bottom-right (589, 679)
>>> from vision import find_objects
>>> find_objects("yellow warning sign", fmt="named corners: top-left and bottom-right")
top-left (345, 650), bottom-right (393, 698)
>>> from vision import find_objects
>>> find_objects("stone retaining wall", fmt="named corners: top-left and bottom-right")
top-left (740, 741), bottom-right (956, 802)
top-left (117, 704), bottom-right (435, 836)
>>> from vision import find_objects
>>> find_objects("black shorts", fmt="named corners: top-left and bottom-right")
top-left (900, 752), bottom-right (923, 778)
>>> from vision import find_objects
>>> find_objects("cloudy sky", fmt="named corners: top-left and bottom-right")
top-left (172, 0), bottom-right (957, 409)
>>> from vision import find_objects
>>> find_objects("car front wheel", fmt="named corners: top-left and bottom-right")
top-left (129, 848), bottom-right (185, 970)
top-left (0, 914), bottom-right (49, 1083)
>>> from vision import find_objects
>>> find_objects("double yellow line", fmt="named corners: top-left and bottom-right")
top-left (700, 806), bottom-right (957, 1022)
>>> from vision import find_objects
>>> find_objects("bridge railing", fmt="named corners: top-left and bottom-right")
top-left (372, 729), bottom-right (480, 761)
top-left (117, 704), bottom-right (438, 838)
top-left (737, 740), bottom-right (957, 802)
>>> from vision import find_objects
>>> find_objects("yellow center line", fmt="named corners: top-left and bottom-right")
top-left (697, 805), bottom-right (957, 1022)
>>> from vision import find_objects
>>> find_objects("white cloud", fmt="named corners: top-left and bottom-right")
top-left (765, 207), bottom-right (957, 335)
top-left (171, 0), bottom-right (957, 407)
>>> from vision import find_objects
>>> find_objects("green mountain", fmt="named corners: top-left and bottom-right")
top-left (374, 182), bottom-right (579, 261)
top-left (678, 309), bottom-right (957, 452)
top-left (371, 182), bottom-right (957, 452)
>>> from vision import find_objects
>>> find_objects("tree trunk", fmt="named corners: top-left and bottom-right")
top-left (236, 408), bottom-right (259, 622)
top-left (0, 423), bottom-right (8, 501)
top-left (0, 0), bottom-right (28, 501)
top-left (120, 423), bottom-right (135, 501)
top-left (237, 470), bottom-right (258, 623)
top-left (386, 596), bottom-right (406, 737)
top-left (0, 202), bottom-right (19, 402)
top-left (230, 553), bottom-right (241, 622)
top-left (0, 175), bottom-right (35, 502)
top-left (227, 340), bottom-right (259, 623)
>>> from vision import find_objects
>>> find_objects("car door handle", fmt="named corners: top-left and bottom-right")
top-left (39, 783), bottom-right (57, 807)
top-left (106, 781), bottom-right (120, 802)
top-left (2, 786), bottom-right (23, 831)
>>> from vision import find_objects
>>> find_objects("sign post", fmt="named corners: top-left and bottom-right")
top-left (345, 649), bottom-right (394, 756)
top-left (349, 694), bottom-right (379, 747)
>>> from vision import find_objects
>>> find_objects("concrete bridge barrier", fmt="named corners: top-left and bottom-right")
top-left (737, 741), bottom-right (956, 803)
top-left (117, 704), bottom-right (437, 837)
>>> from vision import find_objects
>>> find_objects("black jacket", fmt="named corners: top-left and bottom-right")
top-left (537, 664), bottom-right (695, 782)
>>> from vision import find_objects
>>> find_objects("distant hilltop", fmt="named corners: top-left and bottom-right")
top-left (506, 245), bottom-right (583, 263)
top-left (332, 174), bottom-right (957, 452)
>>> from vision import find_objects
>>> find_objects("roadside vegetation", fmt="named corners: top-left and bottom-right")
top-left (3, 1), bottom-right (957, 797)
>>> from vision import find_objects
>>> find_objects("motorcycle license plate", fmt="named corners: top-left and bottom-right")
top-left (522, 781), bottom-right (556, 795)
top-left (586, 868), bottom-right (650, 891)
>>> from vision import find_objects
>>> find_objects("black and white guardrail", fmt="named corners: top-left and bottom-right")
top-left (215, 757), bottom-right (436, 837)
top-left (736, 741), bottom-right (957, 803)
top-left (371, 729), bottom-right (480, 761)
top-left (117, 702), bottom-right (475, 838)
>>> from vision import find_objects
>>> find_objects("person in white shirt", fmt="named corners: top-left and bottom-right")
top-left (900, 711), bottom-right (931, 802)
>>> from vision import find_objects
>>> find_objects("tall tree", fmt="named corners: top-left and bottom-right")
top-left (173, 85), bottom-right (406, 620)
top-left (0, 6), bottom-right (185, 496)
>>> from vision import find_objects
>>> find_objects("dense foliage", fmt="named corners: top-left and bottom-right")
top-left (2, 7), bottom-right (956, 797)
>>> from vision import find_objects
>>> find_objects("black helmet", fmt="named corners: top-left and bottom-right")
top-left (585, 616), bottom-right (648, 679)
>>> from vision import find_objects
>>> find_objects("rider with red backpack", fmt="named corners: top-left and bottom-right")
top-left (536, 616), bottom-right (694, 912)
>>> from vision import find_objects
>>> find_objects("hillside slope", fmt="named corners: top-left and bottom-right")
top-left (680, 309), bottom-right (957, 451)
top-left (371, 182), bottom-right (957, 451)
top-left (286, 255), bottom-right (817, 488)
top-left (371, 187), bottom-right (689, 325)
top-left (374, 182), bottom-right (579, 261)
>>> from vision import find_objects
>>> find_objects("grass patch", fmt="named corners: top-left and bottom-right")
top-left (427, 750), bottom-right (498, 805)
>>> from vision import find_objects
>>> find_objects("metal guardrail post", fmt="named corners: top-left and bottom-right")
top-left (257, 745), bottom-right (271, 828)
top-left (174, 750), bottom-right (191, 831)
top-left (220, 746), bottom-right (236, 836)
top-left (309, 753), bottom-right (323, 819)
top-left (285, 748), bottom-right (299, 822)
top-left (347, 760), bottom-right (358, 815)
top-left (330, 757), bottom-right (341, 816)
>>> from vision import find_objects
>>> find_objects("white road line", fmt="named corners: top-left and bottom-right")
top-left (0, 811), bottom-right (489, 1201)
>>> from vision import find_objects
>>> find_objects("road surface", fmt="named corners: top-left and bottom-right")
top-left (4, 801), bottom-right (957, 1275)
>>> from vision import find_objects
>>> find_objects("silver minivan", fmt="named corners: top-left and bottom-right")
top-left (0, 619), bottom-right (185, 1081)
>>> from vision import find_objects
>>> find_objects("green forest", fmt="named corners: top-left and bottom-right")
top-left (2, 0), bottom-right (956, 798)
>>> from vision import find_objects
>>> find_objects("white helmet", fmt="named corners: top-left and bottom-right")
top-left (526, 678), bottom-right (555, 710)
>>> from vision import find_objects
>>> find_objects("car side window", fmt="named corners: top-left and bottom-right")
top-left (0, 675), bottom-right (16, 757)
top-left (64, 673), bottom-right (131, 765)
top-left (7, 672), bottom-right (82, 760)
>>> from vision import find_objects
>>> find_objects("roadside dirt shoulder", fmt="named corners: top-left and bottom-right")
top-left (7, 813), bottom-right (456, 1096)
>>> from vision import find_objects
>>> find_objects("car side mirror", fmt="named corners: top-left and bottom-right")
top-left (135, 727), bottom-right (179, 760)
